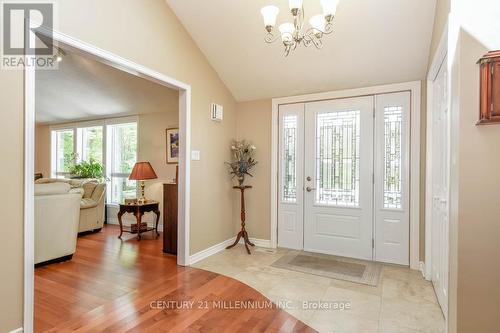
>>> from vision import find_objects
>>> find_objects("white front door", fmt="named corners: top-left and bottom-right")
top-left (277, 94), bottom-right (411, 265)
top-left (303, 97), bottom-right (374, 260)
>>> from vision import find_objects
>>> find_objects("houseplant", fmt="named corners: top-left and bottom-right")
top-left (69, 157), bottom-right (105, 180)
top-left (226, 140), bottom-right (258, 186)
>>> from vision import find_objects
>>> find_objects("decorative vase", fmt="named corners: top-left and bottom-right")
top-left (237, 175), bottom-right (245, 187)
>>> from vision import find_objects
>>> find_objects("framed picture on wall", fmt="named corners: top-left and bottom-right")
top-left (166, 128), bottom-right (179, 164)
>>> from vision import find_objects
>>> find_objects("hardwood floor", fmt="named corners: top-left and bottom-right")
top-left (35, 225), bottom-right (315, 332)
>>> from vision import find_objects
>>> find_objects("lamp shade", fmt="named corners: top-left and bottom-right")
top-left (261, 5), bottom-right (279, 27)
top-left (288, 0), bottom-right (303, 11)
top-left (321, 0), bottom-right (339, 17)
top-left (310, 14), bottom-right (326, 33)
top-left (279, 23), bottom-right (295, 43)
top-left (129, 162), bottom-right (158, 181)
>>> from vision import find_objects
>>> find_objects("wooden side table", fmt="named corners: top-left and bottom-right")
top-left (117, 201), bottom-right (160, 241)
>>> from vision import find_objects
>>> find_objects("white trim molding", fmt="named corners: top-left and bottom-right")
top-left (270, 81), bottom-right (421, 270)
top-left (8, 328), bottom-right (23, 333)
top-left (189, 238), bottom-right (235, 265)
top-left (24, 25), bottom-right (192, 332)
top-left (420, 261), bottom-right (426, 277)
top-left (189, 238), bottom-right (272, 265)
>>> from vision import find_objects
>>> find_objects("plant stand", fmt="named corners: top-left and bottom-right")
top-left (226, 185), bottom-right (255, 254)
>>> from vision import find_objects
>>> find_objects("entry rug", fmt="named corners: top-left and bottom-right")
top-left (271, 251), bottom-right (382, 286)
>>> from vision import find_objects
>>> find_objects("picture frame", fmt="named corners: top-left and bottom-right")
top-left (166, 128), bottom-right (179, 164)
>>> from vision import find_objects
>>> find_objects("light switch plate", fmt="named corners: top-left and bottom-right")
top-left (191, 150), bottom-right (201, 161)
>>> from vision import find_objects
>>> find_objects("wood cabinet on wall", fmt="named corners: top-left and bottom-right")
top-left (163, 183), bottom-right (178, 254)
top-left (478, 51), bottom-right (500, 124)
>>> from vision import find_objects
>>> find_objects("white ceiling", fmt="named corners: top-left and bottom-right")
top-left (36, 49), bottom-right (178, 124)
top-left (167, 0), bottom-right (436, 101)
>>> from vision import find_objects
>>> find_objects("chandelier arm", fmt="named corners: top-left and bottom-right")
top-left (264, 31), bottom-right (282, 44)
top-left (303, 32), bottom-right (323, 49)
top-left (302, 34), bottom-right (313, 47)
top-left (312, 37), bottom-right (323, 49)
top-left (303, 23), bottom-right (334, 38)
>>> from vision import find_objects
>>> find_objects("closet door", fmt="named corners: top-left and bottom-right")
top-left (431, 59), bottom-right (449, 316)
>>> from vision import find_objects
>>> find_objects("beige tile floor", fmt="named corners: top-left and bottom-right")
top-left (193, 245), bottom-right (445, 333)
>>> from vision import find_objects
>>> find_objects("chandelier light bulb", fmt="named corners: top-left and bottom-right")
top-left (289, 0), bottom-right (303, 13)
top-left (261, 5), bottom-right (280, 30)
top-left (309, 14), bottom-right (326, 34)
top-left (279, 23), bottom-right (295, 43)
top-left (321, 0), bottom-right (339, 20)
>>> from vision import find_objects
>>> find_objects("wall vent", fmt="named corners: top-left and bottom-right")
top-left (211, 103), bottom-right (223, 122)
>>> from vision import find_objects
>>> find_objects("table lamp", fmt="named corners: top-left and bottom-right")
top-left (129, 162), bottom-right (158, 204)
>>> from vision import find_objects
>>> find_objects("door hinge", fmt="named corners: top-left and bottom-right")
top-left (372, 173), bottom-right (375, 184)
top-left (372, 238), bottom-right (375, 248)
top-left (373, 108), bottom-right (376, 118)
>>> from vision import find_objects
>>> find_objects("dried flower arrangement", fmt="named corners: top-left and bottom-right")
top-left (226, 140), bottom-right (258, 187)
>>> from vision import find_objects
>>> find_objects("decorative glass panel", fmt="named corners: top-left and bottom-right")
top-left (383, 106), bottom-right (403, 209)
top-left (282, 115), bottom-right (297, 202)
top-left (316, 110), bottom-right (360, 207)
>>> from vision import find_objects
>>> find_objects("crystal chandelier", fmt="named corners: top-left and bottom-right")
top-left (260, 0), bottom-right (339, 56)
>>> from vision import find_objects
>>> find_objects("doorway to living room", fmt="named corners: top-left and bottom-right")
top-left (24, 26), bottom-right (191, 332)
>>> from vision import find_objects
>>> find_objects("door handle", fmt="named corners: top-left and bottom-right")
top-left (306, 187), bottom-right (316, 192)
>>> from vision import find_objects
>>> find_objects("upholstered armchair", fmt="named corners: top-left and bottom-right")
top-left (35, 182), bottom-right (83, 264)
top-left (79, 182), bottom-right (106, 233)
top-left (35, 178), bottom-right (106, 233)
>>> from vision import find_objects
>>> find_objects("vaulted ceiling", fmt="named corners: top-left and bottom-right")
top-left (167, 0), bottom-right (436, 101)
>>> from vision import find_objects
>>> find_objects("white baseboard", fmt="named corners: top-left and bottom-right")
top-left (9, 328), bottom-right (23, 333)
top-left (189, 236), bottom-right (272, 265)
top-left (239, 237), bottom-right (271, 248)
top-left (419, 261), bottom-right (427, 278)
top-left (107, 218), bottom-right (164, 232)
top-left (189, 238), bottom-right (235, 265)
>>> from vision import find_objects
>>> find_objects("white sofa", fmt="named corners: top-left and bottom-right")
top-left (35, 178), bottom-right (106, 233)
top-left (35, 182), bottom-right (83, 265)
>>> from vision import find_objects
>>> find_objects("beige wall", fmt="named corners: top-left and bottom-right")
top-left (35, 124), bottom-right (51, 178)
top-left (0, 70), bottom-right (24, 332)
top-left (234, 99), bottom-right (272, 240)
top-left (447, 1), bottom-right (500, 331)
top-left (1, 0), bottom-right (238, 330)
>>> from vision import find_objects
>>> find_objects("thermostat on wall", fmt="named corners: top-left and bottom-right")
top-left (211, 103), bottom-right (223, 122)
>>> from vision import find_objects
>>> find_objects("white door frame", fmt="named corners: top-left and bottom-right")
top-left (271, 81), bottom-right (421, 270)
top-left (24, 25), bottom-right (191, 332)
